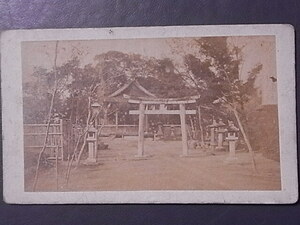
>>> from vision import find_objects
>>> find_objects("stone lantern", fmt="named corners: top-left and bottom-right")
top-left (225, 121), bottom-right (239, 161)
top-left (216, 119), bottom-right (226, 151)
top-left (170, 125), bottom-right (176, 140)
top-left (208, 119), bottom-right (218, 151)
top-left (85, 126), bottom-right (98, 164)
top-left (84, 102), bottom-right (101, 165)
top-left (156, 122), bottom-right (164, 140)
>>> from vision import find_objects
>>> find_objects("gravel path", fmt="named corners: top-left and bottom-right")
top-left (26, 138), bottom-right (281, 192)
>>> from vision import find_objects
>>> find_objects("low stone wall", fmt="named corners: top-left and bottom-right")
top-left (99, 124), bottom-right (184, 138)
top-left (99, 125), bottom-right (138, 136)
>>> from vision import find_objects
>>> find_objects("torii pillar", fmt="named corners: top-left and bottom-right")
top-left (137, 103), bottom-right (145, 157)
top-left (179, 104), bottom-right (188, 156)
top-left (127, 95), bottom-right (200, 157)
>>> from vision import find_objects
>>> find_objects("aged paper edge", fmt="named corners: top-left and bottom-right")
top-left (1, 24), bottom-right (298, 204)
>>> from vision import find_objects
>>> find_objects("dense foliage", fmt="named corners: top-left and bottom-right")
top-left (23, 37), bottom-right (262, 132)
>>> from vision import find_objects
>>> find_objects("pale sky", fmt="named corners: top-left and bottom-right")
top-left (22, 35), bottom-right (277, 105)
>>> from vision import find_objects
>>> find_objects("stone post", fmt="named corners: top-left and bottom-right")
top-left (210, 127), bottom-right (215, 147)
top-left (216, 119), bottom-right (226, 151)
top-left (225, 132), bottom-right (239, 162)
top-left (85, 127), bottom-right (98, 164)
top-left (216, 129), bottom-right (225, 150)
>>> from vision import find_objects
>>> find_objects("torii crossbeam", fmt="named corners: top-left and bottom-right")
top-left (125, 95), bottom-right (200, 157)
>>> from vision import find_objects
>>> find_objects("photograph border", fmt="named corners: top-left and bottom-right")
top-left (1, 24), bottom-right (297, 204)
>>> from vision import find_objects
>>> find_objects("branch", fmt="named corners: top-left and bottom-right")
top-left (174, 67), bottom-right (204, 91)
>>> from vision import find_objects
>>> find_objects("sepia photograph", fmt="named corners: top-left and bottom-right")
top-left (2, 25), bottom-right (297, 203)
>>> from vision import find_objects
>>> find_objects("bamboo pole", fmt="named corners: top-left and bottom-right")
top-left (65, 132), bottom-right (84, 187)
top-left (55, 145), bottom-right (59, 191)
top-left (65, 154), bottom-right (71, 180)
top-left (233, 107), bottom-right (257, 172)
top-left (75, 97), bottom-right (92, 167)
top-left (75, 110), bottom-right (101, 166)
top-left (65, 121), bottom-right (105, 187)
top-left (32, 41), bottom-right (59, 191)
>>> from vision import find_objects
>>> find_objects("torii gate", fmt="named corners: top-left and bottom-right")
top-left (125, 95), bottom-right (200, 157)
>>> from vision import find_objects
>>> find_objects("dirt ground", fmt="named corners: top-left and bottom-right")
top-left (25, 138), bottom-right (281, 192)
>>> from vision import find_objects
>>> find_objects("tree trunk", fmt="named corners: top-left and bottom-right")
top-left (189, 115), bottom-right (195, 139)
top-left (197, 106), bottom-right (205, 147)
top-left (233, 107), bottom-right (257, 172)
top-left (103, 108), bottom-right (108, 125)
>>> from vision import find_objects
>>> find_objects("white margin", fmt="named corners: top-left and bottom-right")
top-left (1, 24), bottom-right (298, 204)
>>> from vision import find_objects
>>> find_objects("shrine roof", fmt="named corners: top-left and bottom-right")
top-left (108, 80), bottom-right (156, 98)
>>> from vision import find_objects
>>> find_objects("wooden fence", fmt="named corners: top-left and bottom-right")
top-left (23, 119), bottom-right (73, 160)
top-left (24, 120), bottom-right (185, 161)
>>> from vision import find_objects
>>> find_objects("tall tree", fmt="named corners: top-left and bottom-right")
top-left (182, 37), bottom-right (262, 171)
